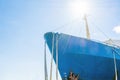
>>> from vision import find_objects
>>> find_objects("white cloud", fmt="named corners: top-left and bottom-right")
top-left (113, 26), bottom-right (120, 34)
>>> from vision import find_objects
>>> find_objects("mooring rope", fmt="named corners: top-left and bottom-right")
top-left (112, 48), bottom-right (118, 80)
top-left (50, 33), bottom-right (55, 80)
top-left (56, 34), bottom-right (59, 80)
top-left (44, 41), bottom-right (48, 80)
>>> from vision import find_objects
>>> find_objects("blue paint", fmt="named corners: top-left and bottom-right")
top-left (44, 32), bottom-right (120, 80)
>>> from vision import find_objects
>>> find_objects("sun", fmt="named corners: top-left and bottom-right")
top-left (68, 1), bottom-right (90, 18)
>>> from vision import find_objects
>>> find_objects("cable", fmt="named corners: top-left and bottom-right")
top-left (49, 16), bottom-right (82, 32)
top-left (89, 17), bottom-right (110, 39)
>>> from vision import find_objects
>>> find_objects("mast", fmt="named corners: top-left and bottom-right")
top-left (84, 15), bottom-right (90, 39)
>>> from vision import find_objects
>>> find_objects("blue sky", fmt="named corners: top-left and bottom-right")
top-left (0, 0), bottom-right (120, 80)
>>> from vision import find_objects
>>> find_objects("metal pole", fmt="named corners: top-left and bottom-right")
top-left (84, 14), bottom-right (90, 39)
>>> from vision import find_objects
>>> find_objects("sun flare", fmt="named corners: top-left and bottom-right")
top-left (69, 1), bottom-right (90, 18)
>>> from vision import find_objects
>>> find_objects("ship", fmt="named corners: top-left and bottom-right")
top-left (44, 16), bottom-right (120, 80)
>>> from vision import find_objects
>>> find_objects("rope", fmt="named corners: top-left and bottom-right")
top-left (56, 35), bottom-right (59, 80)
top-left (50, 33), bottom-right (55, 80)
top-left (44, 41), bottom-right (48, 80)
top-left (112, 48), bottom-right (118, 80)
top-left (50, 16), bottom-right (82, 32)
top-left (89, 19), bottom-right (110, 39)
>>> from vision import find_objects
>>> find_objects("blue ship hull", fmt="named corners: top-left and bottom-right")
top-left (44, 32), bottom-right (120, 80)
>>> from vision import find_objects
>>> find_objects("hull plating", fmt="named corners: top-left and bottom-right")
top-left (44, 32), bottom-right (120, 80)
